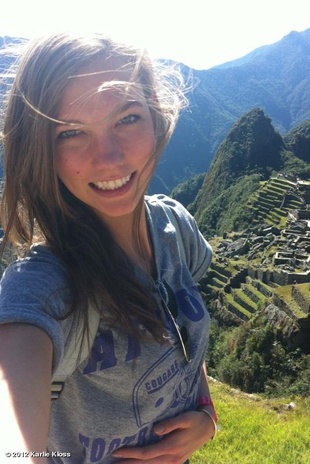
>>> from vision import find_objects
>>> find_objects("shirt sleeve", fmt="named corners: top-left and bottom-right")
top-left (0, 245), bottom-right (71, 374)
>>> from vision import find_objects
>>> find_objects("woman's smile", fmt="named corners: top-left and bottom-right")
top-left (90, 173), bottom-right (133, 191)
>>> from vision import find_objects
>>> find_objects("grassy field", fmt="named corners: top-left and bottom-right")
top-left (191, 378), bottom-right (310, 464)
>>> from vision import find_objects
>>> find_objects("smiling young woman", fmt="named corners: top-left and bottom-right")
top-left (0, 33), bottom-right (217, 463)
top-left (54, 66), bottom-right (156, 229)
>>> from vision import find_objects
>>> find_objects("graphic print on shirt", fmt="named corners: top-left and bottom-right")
top-left (133, 348), bottom-right (200, 427)
top-left (79, 285), bottom-right (208, 462)
top-left (83, 287), bottom-right (206, 427)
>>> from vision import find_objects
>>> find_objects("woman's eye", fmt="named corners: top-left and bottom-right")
top-left (57, 129), bottom-right (82, 140)
top-left (118, 114), bottom-right (141, 125)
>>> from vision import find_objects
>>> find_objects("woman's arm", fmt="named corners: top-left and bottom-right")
top-left (198, 362), bottom-right (217, 414)
top-left (198, 362), bottom-right (212, 396)
top-left (0, 323), bottom-right (53, 463)
top-left (197, 361), bottom-right (218, 427)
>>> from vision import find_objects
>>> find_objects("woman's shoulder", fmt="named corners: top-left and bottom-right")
top-left (145, 194), bottom-right (192, 220)
top-left (4, 243), bottom-right (66, 273)
top-left (145, 193), bottom-right (185, 208)
top-left (145, 194), bottom-right (212, 280)
top-left (145, 194), bottom-right (201, 237)
top-left (0, 243), bottom-right (68, 302)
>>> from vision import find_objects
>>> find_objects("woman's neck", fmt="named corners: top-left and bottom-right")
top-left (103, 208), bottom-right (155, 276)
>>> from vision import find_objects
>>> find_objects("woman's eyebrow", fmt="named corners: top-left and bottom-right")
top-left (54, 119), bottom-right (82, 126)
top-left (54, 101), bottom-right (145, 128)
top-left (106, 100), bottom-right (145, 120)
top-left (117, 100), bottom-right (144, 113)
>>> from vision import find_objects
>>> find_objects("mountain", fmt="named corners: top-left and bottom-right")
top-left (283, 120), bottom-right (310, 162)
top-left (152, 28), bottom-right (310, 193)
top-left (196, 108), bottom-right (283, 202)
top-left (182, 109), bottom-right (310, 237)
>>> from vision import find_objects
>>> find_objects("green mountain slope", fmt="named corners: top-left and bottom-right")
top-left (191, 109), bottom-right (310, 237)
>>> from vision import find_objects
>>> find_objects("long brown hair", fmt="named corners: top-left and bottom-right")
top-left (0, 32), bottom-right (186, 341)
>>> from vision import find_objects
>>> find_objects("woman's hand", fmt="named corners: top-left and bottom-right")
top-left (112, 409), bottom-right (216, 463)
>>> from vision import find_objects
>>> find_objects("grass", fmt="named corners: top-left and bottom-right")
top-left (233, 289), bottom-right (257, 312)
top-left (191, 379), bottom-right (310, 464)
top-left (294, 283), bottom-right (310, 306)
top-left (274, 286), bottom-right (308, 318)
top-left (241, 284), bottom-right (266, 307)
top-left (225, 294), bottom-right (251, 319)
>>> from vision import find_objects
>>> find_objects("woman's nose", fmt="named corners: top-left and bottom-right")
top-left (92, 131), bottom-right (124, 166)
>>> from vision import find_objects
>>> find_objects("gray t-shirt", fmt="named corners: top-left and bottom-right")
top-left (0, 195), bottom-right (212, 463)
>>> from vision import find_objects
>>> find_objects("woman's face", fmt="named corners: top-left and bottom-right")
top-left (54, 62), bottom-right (155, 225)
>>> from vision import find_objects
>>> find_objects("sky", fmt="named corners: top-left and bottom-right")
top-left (1, 0), bottom-right (309, 70)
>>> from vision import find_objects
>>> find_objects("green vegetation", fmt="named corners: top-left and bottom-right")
top-left (274, 285), bottom-right (308, 319)
top-left (280, 150), bottom-right (310, 179)
top-left (191, 381), bottom-right (310, 463)
top-left (170, 173), bottom-right (205, 209)
top-left (195, 173), bottom-right (260, 237)
top-left (293, 283), bottom-right (310, 305)
top-left (191, 109), bottom-right (310, 237)
top-left (206, 314), bottom-right (310, 397)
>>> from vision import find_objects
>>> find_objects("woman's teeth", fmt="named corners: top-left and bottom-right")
top-left (92, 174), bottom-right (131, 191)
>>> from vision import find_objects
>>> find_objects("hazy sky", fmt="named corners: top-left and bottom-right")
top-left (1, 0), bottom-right (309, 69)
